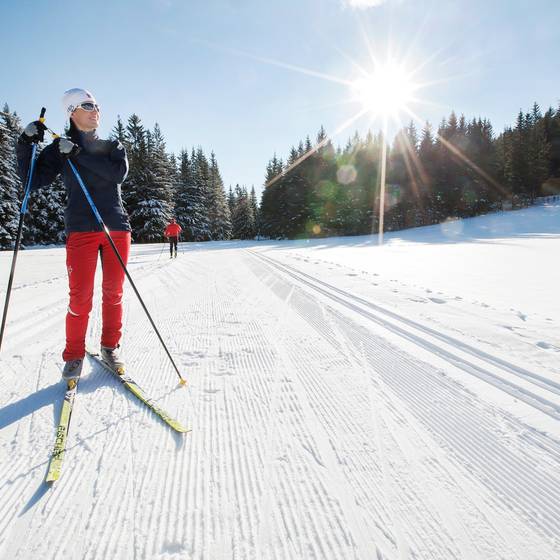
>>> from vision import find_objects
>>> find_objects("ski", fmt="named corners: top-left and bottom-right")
top-left (86, 350), bottom-right (189, 433)
top-left (45, 378), bottom-right (79, 483)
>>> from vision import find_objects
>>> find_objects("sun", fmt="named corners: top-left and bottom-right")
top-left (351, 63), bottom-right (418, 119)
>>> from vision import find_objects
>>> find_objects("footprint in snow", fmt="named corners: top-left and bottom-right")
top-left (513, 310), bottom-right (527, 322)
top-left (536, 341), bottom-right (560, 352)
top-left (429, 297), bottom-right (446, 304)
top-left (160, 541), bottom-right (189, 558)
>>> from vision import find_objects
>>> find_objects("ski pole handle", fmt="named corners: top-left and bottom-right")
top-left (39, 108), bottom-right (61, 139)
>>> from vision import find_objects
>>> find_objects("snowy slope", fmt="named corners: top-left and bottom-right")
top-left (0, 203), bottom-right (559, 560)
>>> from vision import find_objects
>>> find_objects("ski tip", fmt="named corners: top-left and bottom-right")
top-left (173, 424), bottom-right (191, 433)
top-left (178, 378), bottom-right (187, 387)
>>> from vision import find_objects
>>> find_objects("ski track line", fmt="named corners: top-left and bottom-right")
top-left (0, 299), bottom-right (67, 356)
top-left (342, 329), bottom-right (524, 560)
top-left (0, 351), bottom-right (56, 558)
top-left (177, 253), bottom-right (372, 559)
top-left (248, 253), bottom-right (560, 556)
top-left (268, 324), bottom-right (390, 559)
top-left (173, 284), bottom-right (208, 560)
top-left (248, 284), bottom-right (305, 560)
top-left (370, 385), bottom-right (531, 560)
top-left (252, 251), bottom-right (560, 417)
top-left (284, 253), bottom-right (560, 378)
top-left (122, 303), bottom-right (176, 559)
top-left (308, 282), bottom-right (553, 474)
top-left (332, 308), bottom-right (560, 548)
top-left (278, 256), bottom-right (558, 417)
top-left (270, 253), bottom-right (560, 417)
top-left (81, 397), bottom-right (133, 559)
top-left (228, 318), bottom-right (298, 560)
top-left (247, 254), bottom-right (433, 538)
top-left (312, 274), bottom-right (556, 552)
top-left (151, 262), bottom-right (214, 560)
top-left (246, 255), bottom-right (420, 554)
top-left (203, 268), bottom-right (262, 558)
top-left (277, 307), bottom-right (457, 559)
top-left (289, 252), bottom-right (560, 395)
top-left (233, 262), bottom-right (348, 560)
top-left (243, 259), bottom-right (396, 559)
top-left (317, 284), bottom-right (560, 550)
top-left (212, 291), bottom-right (268, 558)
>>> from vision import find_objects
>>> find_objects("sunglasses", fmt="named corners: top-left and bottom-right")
top-left (76, 102), bottom-right (100, 112)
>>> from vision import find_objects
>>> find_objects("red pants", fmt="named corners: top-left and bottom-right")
top-left (63, 231), bottom-right (131, 361)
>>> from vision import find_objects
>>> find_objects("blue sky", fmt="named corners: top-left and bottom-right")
top-left (2, 0), bottom-right (559, 196)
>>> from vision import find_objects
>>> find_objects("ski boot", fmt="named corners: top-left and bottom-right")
top-left (100, 345), bottom-right (125, 375)
top-left (62, 359), bottom-right (83, 387)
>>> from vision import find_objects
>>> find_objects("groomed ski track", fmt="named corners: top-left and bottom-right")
top-left (0, 233), bottom-right (559, 559)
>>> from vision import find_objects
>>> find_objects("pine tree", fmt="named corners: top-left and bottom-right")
top-left (0, 106), bottom-right (21, 248)
top-left (259, 154), bottom-right (284, 237)
top-left (175, 149), bottom-right (207, 240)
top-left (111, 116), bottom-right (127, 144)
top-left (231, 185), bottom-right (255, 239)
top-left (506, 111), bottom-right (531, 203)
top-left (207, 151), bottom-right (231, 240)
top-left (121, 113), bottom-right (147, 222)
top-left (192, 147), bottom-right (211, 240)
top-left (25, 176), bottom-right (66, 245)
top-left (249, 186), bottom-right (259, 236)
top-left (527, 103), bottom-right (550, 201)
top-left (228, 185), bottom-right (235, 216)
top-left (130, 123), bottom-right (174, 242)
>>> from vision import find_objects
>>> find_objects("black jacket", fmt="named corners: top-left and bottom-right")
top-left (16, 126), bottom-right (131, 234)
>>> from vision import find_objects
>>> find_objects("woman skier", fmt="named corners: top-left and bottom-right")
top-left (16, 88), bottom-right (130, 380)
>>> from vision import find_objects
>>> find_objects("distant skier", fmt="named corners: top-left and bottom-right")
top-left (16, 88), bottom-right (130, 380)
top-left (164, 218), bottom-right (182, 258)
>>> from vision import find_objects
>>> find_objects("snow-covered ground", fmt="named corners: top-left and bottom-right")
top-left (0, 203), bottom-right (559, 560)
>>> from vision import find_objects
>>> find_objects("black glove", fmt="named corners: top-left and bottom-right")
top-left (20, 120), bottom-right (47, 144)
top-left (55, 138), bottom-right (81, 160)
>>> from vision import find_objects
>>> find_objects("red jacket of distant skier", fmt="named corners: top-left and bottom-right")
top-left (165, 223), bottom-right (182, 237)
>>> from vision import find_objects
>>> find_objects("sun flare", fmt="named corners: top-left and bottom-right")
top-left (351, 63), bottom-right (417, 118)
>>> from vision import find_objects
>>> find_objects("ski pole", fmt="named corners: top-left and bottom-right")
top-left (65, 160), bottom-right (187, 386)
top-left (0, 107), bottom-right (46, 352)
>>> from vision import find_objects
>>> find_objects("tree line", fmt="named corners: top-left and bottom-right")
top-left (0, 106), bottom-right (237, 248)
top-left (260, 103), bottom-right (560, 238)
top-left (1, 100), bottom-right (560, 248)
